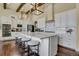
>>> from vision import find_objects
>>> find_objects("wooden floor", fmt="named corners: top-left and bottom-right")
top-left (0, 41), bottom-right (21, 56)
top-left (0, 40), bottom-right (79, 56)
top-left (57, 45), bottom-right (79, 56)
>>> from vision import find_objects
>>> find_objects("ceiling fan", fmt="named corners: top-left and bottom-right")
top-left (20, 11), bottom-right (27, 20)
top-left (30, 3), bottom-right (44, 15)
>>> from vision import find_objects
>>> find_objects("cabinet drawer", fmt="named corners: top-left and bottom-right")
top-left (63, 40), bottom-right (75, 49)
top-left (59, 41), bottom-right (63, 45)
top-left (59, 37), bottom-right (75, 49)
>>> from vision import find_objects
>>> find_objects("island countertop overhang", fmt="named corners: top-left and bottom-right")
top-left (22, 32), bottom-right (57, 39)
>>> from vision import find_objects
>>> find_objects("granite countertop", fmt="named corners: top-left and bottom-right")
top-left (22, 32), bottom-right (57, 39)
top-left (0, 32), bottom-right (57, 42)
top-left (21, 32), bottom-right (57, 42)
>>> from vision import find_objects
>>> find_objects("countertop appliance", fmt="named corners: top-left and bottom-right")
top-left (27, 24), bottom-right (34, 32)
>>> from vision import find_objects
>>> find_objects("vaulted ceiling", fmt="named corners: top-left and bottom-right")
top-left (0, 3), bottom-right (45, 15)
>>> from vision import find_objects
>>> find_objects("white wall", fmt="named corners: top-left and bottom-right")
top-left (0, 9), bottom-right (28, 38)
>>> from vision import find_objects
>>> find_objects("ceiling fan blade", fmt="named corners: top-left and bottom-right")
top-left (35, 3), bottom-right (37, 10)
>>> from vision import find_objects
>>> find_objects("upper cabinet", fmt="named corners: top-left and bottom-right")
top-left (55, 13), bottom-right (61, 27)
top-left (66, 9), bottom-right (77, 27)
top-left (55, 12), bottom-right (67, 28)
top-left (55, 9), bottom-right (77, 28)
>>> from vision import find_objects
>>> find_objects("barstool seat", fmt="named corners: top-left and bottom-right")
top-left (21, 37), bottom-right (31, 42)
top-left (21, 37), bottom-right (31, 48)
top-left (20, 37), bottom-right (31, 56)
top-left (28, 40), bottom-right (40, 46)
top-left (28, 40), bottom-right (40, 56)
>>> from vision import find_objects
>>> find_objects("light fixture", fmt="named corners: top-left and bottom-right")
top-left (20, 6), bottom-right (28, 20)
top-left (31, 3), bottom-right (44, 15)
top-left (20, 11), bottom-right (24, 19)
top-left (20, 11), bottom-right (27, 20)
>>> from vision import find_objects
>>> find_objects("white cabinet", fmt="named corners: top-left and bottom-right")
top-left (58, 28), bottom-right (76, 50)
top-left (55, 12), bottom-right (67, 28)
top-left (58, 32), bottom-right (66, 46)
top-left (66, 9), bottom-right (77, 27)
top-left (39, 36), bottom-right (58, 56)
top-left (65, 28), bottom-right (76, 49)
top-left (39, 38), bottom-right (49, 56)
top-left (55, 9), bottom-right (77, 50)
top-left (60, 12), bottom-right (67, 27)
top-left (55, 9), bottom-right (77, 28)
top-left (55, 14), bottom-right (61, 27)
top-left (50, 36), bottom-right (58, 55)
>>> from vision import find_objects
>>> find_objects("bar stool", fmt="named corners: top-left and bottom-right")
top-left (21, 37), bottom-right (31, 49)
top-left (19, 34), bottom-right (31, 49)
top-left (28, 40), bottom-right (40, 56)
top-left (21, 37), bottom-right (31, 56)
top-left (15, 37), bottom-right (22, 48)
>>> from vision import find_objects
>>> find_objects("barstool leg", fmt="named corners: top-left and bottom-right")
top-left (27, 45), bottom-right (30, 56)
top-left (36, 45), bottom-right (39, 56)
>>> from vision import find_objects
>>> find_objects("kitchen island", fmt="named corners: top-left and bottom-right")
top-left (21, 32), bottom-right (58, 56)
top-left (0, 32), bottom-right (58, 56)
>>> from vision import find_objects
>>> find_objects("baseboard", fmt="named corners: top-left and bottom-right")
top-left (58, 45), bottom-right (75, 51)
top-left (57, 45), bottom-right (77, 56)
top-left (58, 44), bottom-right (79, 53)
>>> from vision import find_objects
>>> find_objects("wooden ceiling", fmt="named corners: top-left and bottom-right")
top-left (2, 3), bottom-right (44, 14)
top-left (25, 3), bottom-right (44, 14)
top-left (16, 3), bottom-right (25, 12)
top-left (3, 3), bottom-right (7, 9)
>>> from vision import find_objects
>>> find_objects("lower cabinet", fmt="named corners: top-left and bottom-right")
top-left (39, 38), bottom-right (49, 56)
top-left (39, 36), bottom-right (58, 56)
top-left (58, 28), bottom-right (76, 50)
top-left (55, 9), bottom-right (77, 50)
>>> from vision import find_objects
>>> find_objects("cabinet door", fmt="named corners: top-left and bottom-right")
top-left (58, 33), bottom-right (66, 46)
top-left (66, 28), bottom-right (76, 49)
top-left (50, 36), bottom-right (58, 56)
top-left (60, 12), bottom-right (67, 28)
top-left (55, 14), bottom-right (61, 28)
top-left (67, 9), bottom-right (77, 27)
top-left (60, 28), bottom-right (76, 50)
top-left (39, 38), bottom-right (49, 56)
top-left (55, 12), bottom-right (67, 28)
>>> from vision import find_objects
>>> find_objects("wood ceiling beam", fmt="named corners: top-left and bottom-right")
top-left (3, 3), bottom-right (7, 9)
top-left (26, 3), bottom-right (44, 14)
top-left (16, 3), bottom-right (25, 12)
